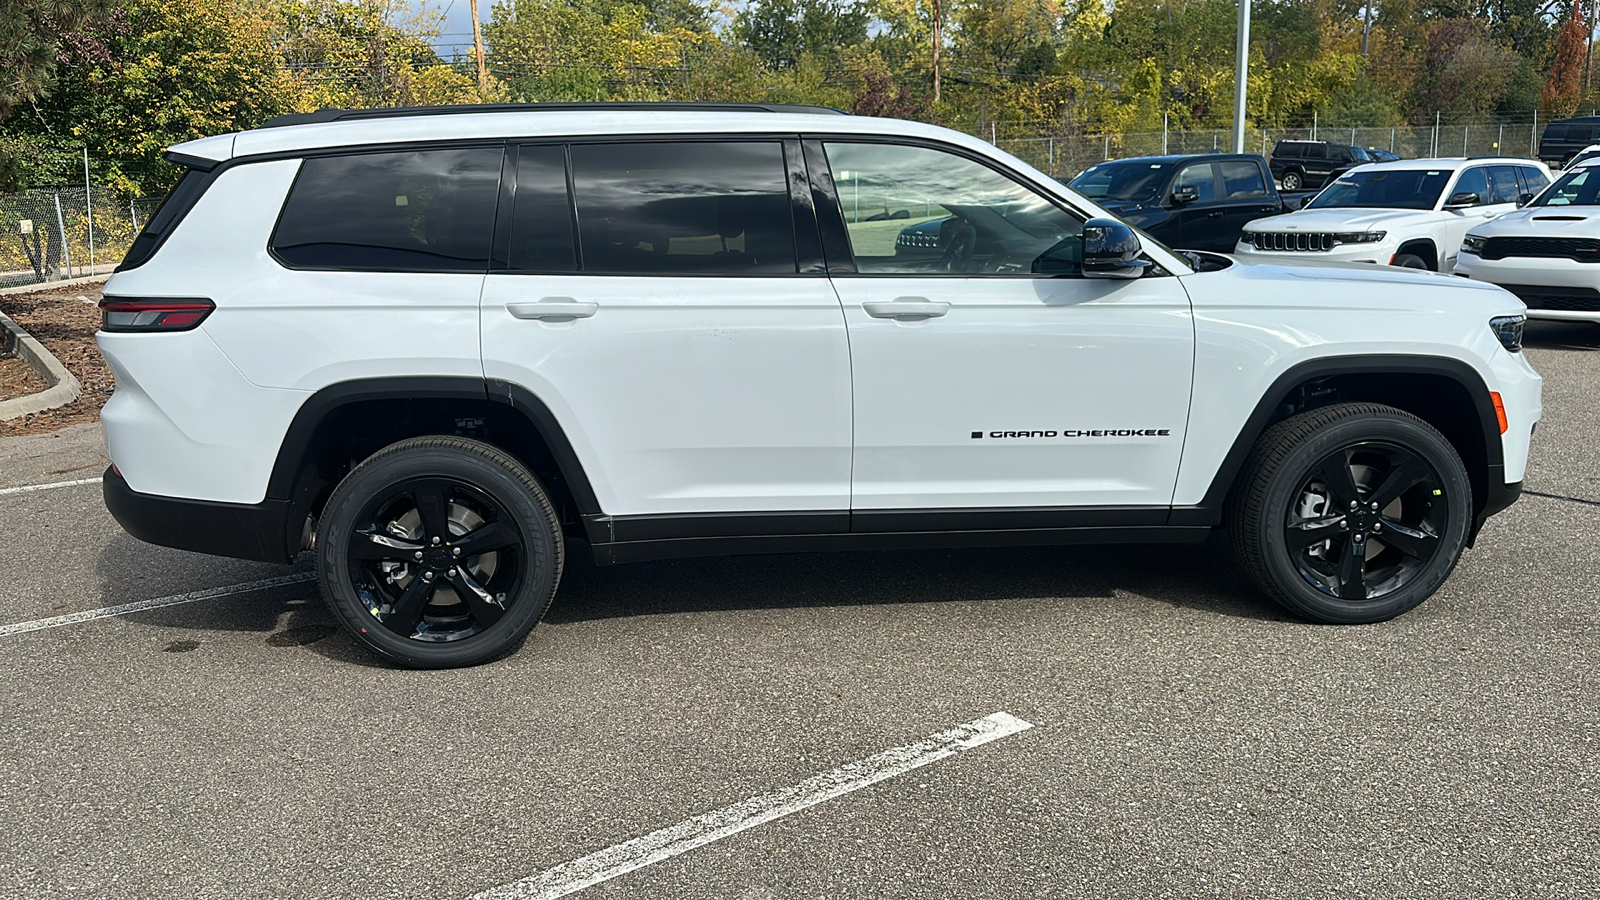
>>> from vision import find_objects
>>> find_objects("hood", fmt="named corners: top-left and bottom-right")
top-left (1467, 206), bottom-right (1600, 237)
top-left (1244, 207), bottom-right (1436, 233)
top-left (1214, 255), bottom-right (1518, 306)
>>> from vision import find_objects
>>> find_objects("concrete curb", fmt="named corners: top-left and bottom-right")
top-left (0, 272), bottom-right (111, 296)
top-left (0, 310), bottom-right (85, 422)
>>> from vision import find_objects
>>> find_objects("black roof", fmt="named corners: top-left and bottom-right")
top-left (1087, 153), bottom-right (1264, 165)
top-left (259, 102), bottom-right (850, 129)
top-left (1549, 115), bottom-right (1600, 125)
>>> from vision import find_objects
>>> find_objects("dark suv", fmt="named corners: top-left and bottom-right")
top-left (1538, 116), bottom-right (1600, 167)
top-left (1269, 141), bottom-right (1369, 191)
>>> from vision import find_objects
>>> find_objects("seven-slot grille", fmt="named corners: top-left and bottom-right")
top-left (1244, 232), bottom-right (1335, 252)
top-left (1503, 284), bottom-right (1600, 312)
top-left (1481, 236), bottom-right (1600, 262)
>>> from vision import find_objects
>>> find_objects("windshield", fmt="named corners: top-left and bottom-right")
top-left (1068, 161), bottom-right (1171, 203)
top-left (1531, 166), bottom-right (1600, 206)
top-left (1306, 169), bottom-right (1453, 210)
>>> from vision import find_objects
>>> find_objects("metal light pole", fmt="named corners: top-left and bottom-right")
top-left (1232, 0), bottom-right (1251, 153)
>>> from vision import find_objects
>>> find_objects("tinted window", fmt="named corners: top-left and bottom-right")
top-left (1531, 167), bottom-right (1600, 206)
top-left (1218, 161), bottom-right (1268, 198)
top-left (273, 148), bottom-right (501, 271)
top-left (823, 142), bottom-right (1083, 276)
top-left (508, 145), bottom-right (577, 272)
top-left (1544, 125), bottom-right (1570, 142)
top-left (1175, 163), bottom-right (1217, 201)
top-left (1303, 144), bottom-right (1328, 160)
top-left (1451, 168), bottom-right (1490, 205)
top-left (1067, 161), bottom-right (1170, 202)
top-left (1307, 169), bottom-right (1453, 210)
top-left (1487, 166), bottom-right (1522, 205)
top-left (570, 141), bottom-right (794, 275)
top-left (1274, 143), bottom-right (1304, 159)
top-left (1519, 166), bottom-right (1551, 194)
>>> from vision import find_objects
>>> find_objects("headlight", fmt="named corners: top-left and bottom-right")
top-left (1490, 314), bottom-right (1524, 353)
top-left (1461, 235), bottom-right (1486, 254)
top-left (1330, 231), bottom-right (1387, 245)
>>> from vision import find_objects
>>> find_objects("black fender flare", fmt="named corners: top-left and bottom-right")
top-left (1169, 354), bottom-right (1504, 528)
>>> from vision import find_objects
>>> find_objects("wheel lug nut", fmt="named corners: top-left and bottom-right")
top-left (414, 551), bottom-right (423, 560)
top-left (1373, 522), bottom-right (1382, 532)
top-left (452, 547), bottom-right (461, 557)
top-left (1349, 500), bottom-right (1358, 509)
top-left (1370, 502), bottom-right (1379, 510)
top-left (431, 536), bottom-right (441, 545)
top-left (422, 571), bottom-right (435, 582)
top-left (1340, 520), bottom-right (1348, 529)
top-left (447, 568), bottom-right (457, 577)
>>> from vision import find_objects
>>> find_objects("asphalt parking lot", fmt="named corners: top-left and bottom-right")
top-left (3, 322), bottom-right (1598, 900)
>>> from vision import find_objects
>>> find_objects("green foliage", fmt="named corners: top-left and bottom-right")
top-left (0, 0), bottom-right (116, 118)
top-left (733, 0), bottom-right (870, 69)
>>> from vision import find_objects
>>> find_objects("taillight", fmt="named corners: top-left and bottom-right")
top-left (99, 297), bottom-right (214, 333)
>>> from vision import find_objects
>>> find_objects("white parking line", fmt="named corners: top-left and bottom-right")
top-left (0, 573), bottom-right (315, 638)
top-left (0, 476), bottom-right (103, 497)
top-left (469, 712), bottom-right (1035, 900)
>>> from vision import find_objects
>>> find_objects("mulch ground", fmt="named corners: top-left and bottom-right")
top-left (0, 284), bottom-right (114, 437)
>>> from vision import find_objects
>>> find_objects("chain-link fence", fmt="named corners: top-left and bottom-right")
top-left (993, 120), bottom-right (1557, 181)
top-left (0, 188), bottom-right (162, 290)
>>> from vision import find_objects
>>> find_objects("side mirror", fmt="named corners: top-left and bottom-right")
top-left (1170, 185), bottom-right (1199, 206)
top-left (1445, 191), bottom-right (1481, 209)
top-left (1082, 218), bottom-right (1151, 279)
top-left (1517, 192), bottom-right (1534, 207)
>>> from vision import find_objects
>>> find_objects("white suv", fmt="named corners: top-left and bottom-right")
top-left (1455, 157), bottom-right (1600, 322)
top-left (98, 103), bottom-right (1541, 667)
top-left (1236, 157), bottom-right (1551, 271)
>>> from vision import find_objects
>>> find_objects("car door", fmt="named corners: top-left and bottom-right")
top-left (813, 139), bottom-right (1195, 521)
top-left (1169, 161), bottom-right (1231, 251)
top-left (1441, 166), bottom-right (1508, 269)
top-left (1214, 159), bottom-right (1279, 251)
top-left (479, 140), bottom-right (854, 522)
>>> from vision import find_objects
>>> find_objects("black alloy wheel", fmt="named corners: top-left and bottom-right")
top-left (1283, 442), bottom-right (1448, 603)
top-left (1391, 253), bottom-right (1430, 270)
top-left (317, 436), bottom-right (563, 668)
top-left (1230, 402), bottom-right (1472, 624)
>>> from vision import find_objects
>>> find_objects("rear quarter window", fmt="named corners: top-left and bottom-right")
top-left (271, 147), bottom-right (503, 272)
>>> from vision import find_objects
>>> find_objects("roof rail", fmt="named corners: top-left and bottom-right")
top-left (258, 102), bottom-right (851, 129)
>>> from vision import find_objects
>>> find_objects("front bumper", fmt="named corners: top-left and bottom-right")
top-left (103, 467), bottom-right (299, 564)
top-left (1454, 255), bottom-right (1600, 321)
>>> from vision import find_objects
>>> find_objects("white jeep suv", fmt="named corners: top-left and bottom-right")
top-left (1455, 156), bottom-right (1600, 322)
top-left (1236, 157), bottom-right (1551, 271)
top-left (98, 103), bottom-right (1541, 667)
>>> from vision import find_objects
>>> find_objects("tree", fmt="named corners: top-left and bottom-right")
top-left (8, 0), bottom-right (298, 193)
top-left (0, 0), bottom-right (117, 119)
top-left (733, 0), bottom-right (869, 69)
top-left (1543, 2), bottom-right (1585, 114)
top-left (1412, 19), bottom-right (1517, 117)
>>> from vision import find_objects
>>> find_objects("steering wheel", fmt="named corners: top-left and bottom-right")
top-left (939, 224), bottom-right (977, 274)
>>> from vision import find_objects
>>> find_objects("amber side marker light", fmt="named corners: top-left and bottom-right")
top-left (1490, 391), bottom-right (1508, 434)
top-left (99, 297), bottom-right (214, 333)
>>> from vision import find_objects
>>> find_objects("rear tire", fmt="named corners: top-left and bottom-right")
top-left (1228, 403), bottom-right (1472, 624)
top-left (1280, 170), bottom-right (1303, 191)
top-left (316, 436), bottom-right (563, 668)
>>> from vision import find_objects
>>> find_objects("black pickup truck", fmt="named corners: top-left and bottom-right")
top-left (1063, 153), bottom-right (1316, 253)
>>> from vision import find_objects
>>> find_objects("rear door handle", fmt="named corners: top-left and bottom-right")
top-left (863, 298), bottom-right (951, 321)
top-left (1207, 211), bottom-right (1224, 218)
top-left (508, 297), bottom-right (598, 321)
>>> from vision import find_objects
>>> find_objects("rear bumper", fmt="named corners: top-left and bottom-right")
top-left (102, 467), bottom-right (298, 564)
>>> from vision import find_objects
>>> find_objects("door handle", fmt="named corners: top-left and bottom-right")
top-left (863, 298), bottom-right (951, 320)
top-left (508, 298), bottom-right (598, 321)
top-left (1207, 211), bottom-right (1224, 218)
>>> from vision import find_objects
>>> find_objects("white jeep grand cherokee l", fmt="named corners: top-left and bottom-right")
top-left (99, 103), bottom-right (1541, 668)
top-left (1236, 157), bottom-right (1551, 271)
top-left (1455, 156), bottom-right (1600, 322)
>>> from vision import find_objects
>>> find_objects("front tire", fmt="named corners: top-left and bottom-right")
top-left (1391, 253), bottom-right (1430, 270)
top-left (1228, 403), bottom-right (1472, 624)
top-left (316, 436), bottom-right (564, 668)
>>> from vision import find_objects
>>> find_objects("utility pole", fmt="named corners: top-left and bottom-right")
top-left (932, 0), bottom-right (942, 105)
top-left (1361, 1), bottom-right (1375, 60)
top-left (1232, 0), bottom-right (1251, 152)
top-left (470, 0), bottom-right (487, 93)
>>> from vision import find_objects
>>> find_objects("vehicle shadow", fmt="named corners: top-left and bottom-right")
top-left (91, 530), bottom-right (1287, 667)
top-left (1524, 319), bottom-right (1600, 351)
top-left (543, 533), bottom-right (1286, 626)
